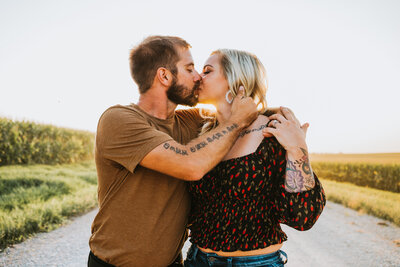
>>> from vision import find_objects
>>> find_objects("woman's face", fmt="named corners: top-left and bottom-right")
top-left (199, 54), bottom-right (229, 104)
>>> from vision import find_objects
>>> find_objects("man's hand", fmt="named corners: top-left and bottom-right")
top-left (229, 86), bottom-right (258, 129)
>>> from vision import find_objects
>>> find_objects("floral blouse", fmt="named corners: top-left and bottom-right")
top-left (188, 137), bottom-right (326, 252)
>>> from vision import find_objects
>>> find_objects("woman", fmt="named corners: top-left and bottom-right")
top-left (185, 49), bottom-right (326, 267)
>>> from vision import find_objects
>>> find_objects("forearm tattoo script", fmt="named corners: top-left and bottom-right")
top-left (162, 123), bottom-right (239, 156)
top-left (285, 147), bottom-right (315, 192)
top-left (238, 124), bottom-right (267, 138)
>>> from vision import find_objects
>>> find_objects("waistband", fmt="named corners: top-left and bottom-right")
top-left (187, 244), bottom-right (288, 265)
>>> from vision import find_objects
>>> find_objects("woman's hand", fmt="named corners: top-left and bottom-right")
top-left (262, 106), bottom-right (315, 192)
top-left (262, 107), bottom-right (309, 153)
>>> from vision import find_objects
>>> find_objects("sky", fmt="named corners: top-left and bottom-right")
top-left (1, 0), bottom-right (399, 154)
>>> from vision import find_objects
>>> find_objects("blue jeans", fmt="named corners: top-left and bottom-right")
top-left (184, 244), bottom-right (288, 267)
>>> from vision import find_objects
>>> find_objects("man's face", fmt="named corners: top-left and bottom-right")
top-left (166, 48), bottom-right (201, 107)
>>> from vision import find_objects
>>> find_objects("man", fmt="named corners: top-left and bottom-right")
top-left (88, 36), bottom-right (258, 266)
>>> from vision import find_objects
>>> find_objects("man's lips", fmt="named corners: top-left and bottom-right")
top-left (194, 87), bottom-right (202, 99)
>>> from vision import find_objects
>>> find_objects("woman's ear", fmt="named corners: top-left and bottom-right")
top-left (156, 67), bottom-right (173, 87)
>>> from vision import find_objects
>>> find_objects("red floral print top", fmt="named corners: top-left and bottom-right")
top-left (188, 137), bottom-right (326, 252)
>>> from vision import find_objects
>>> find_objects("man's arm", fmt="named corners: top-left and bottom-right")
top-left (140, 88), bottom-right (258, 181)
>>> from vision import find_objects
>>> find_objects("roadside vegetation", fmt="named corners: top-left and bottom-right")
top-left (0, 161), bottom-right (97, 251)
top-left (320, 178), bottom-right (400, 226)
top-left (0, 118), bottom-right (96, 250)
top-left (312, 153), bottom-right (400, 227)
top-left (312, 162), bottom-right (400, 193)
top-left (0, 117), bottom-right (94, 166)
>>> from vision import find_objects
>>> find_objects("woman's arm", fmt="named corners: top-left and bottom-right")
top-left (285, 147), bottom-right (315, 192)
top-left (263, 107), bottom-right (315, 192)
top-left (265, 138), bottom-right (326, 231)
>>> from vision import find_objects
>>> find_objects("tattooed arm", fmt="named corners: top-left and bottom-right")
top-left (140, 89), bottom-right (258, 181)
top-left (285, 147), bottom-right (315, 192)
top-left (262, 107), bottom-right (315, 192)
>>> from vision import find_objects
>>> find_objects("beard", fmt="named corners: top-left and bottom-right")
top-left (166, 78), bottom-right (200, 107)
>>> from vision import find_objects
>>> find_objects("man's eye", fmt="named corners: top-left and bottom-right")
top-left (187, 68), bottom-right (193, 73)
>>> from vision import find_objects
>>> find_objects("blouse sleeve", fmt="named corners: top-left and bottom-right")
top-left (263, 138), bottom-right (326, 231)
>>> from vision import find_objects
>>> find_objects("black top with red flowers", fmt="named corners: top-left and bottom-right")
top-left (188, 137), bottom-right (326, 252)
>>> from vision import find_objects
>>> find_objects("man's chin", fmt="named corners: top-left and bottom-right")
top-left (179, 100), bottom-right (198, 107)
top-left (171, 98), bottom-right (198, 107)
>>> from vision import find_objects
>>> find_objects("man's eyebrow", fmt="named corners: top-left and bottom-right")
top-left (184, 63), bottom-right (194, 67)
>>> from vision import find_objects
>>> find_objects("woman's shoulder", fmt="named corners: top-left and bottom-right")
top-left (246, 114), bottom-right (269, 130)
top-left (257, 114), bottom-right (269, 124)
top-left (237, 115), bottom-right (269, 138)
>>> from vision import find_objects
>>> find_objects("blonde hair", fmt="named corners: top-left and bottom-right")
top-left (200, 49), bottom-right (268, 134)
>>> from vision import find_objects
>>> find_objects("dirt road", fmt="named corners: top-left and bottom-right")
top-left (1, 201), bottom-right (399, 266)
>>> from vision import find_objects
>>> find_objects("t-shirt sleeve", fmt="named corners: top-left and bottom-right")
top-left (96, 106), bottom-right (173, 172)
top-left (262, 138), bottom-right (326, 231)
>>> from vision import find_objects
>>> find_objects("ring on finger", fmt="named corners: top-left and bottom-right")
top-left (267, 119), bottom-right (279, 127)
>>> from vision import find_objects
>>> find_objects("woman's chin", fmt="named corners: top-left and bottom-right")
top-left (198, 95), bottom-right (207, 103)
top-left (198, 93), bottom-right (219, 105)
top-left (198, 97), bottom-right (212, 105)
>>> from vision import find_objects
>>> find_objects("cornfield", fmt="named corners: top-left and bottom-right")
top-left (0, 118), bottom-right (94, 166)
top-left (312, 162), bottom-right (400, 193)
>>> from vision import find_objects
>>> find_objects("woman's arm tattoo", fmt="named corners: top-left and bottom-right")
top-left (285, 148), bottom-right (315, 192)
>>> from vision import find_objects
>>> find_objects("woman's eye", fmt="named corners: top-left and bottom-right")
top-left (203, 70), bottom-right (210, 75)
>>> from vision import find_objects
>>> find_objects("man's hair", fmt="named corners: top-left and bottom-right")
top-left (129, 36), bottom-right (191, 94)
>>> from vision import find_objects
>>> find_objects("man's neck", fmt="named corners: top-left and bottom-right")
top-left (137, 91), bottom-right (177, 120)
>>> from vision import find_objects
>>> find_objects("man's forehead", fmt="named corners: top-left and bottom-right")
top-left (177, 48), bottom-right (194, 66)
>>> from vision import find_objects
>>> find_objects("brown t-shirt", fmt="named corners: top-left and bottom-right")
top-left (89, 104), bottom-right (203, 267)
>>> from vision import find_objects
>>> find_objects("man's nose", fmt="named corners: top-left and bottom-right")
top-left (194, 70), bottom-right (202, 82)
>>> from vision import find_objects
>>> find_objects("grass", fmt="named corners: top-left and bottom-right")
top-left (0, 161), bottom-right (97, 251)
top-left (320, 178), bottom-right (400, 226)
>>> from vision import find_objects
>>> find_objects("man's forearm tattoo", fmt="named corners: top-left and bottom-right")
top-left (162, 123), bottom-right (239, 155)
top-left (285, 147), bottom-right (315, 192)
top-left (163, 143), bottom-right (189, 156)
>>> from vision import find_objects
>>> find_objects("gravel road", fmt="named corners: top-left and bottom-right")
top-left (1, 201), bottom-right (399, 266)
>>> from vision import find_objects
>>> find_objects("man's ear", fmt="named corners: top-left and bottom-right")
top-left (156, 67), bottom-right (173, 87)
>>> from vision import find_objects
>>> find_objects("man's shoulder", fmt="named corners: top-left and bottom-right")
top-left (101, 104), bottom-right (144, 120)
top-left (97, 104), bottom-right (148, 132)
